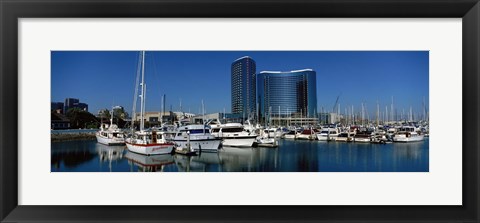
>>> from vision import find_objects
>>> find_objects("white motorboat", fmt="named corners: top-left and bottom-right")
top-left (296, 128), bottom-right (318, 140)
top-left (353, 131), bottom-right (373, 143)
top-left (172, 125), bottom-right (222, 152)
top-left (96, 109), bottom-right (125, 145)
top-left (125, 51), bottom-right (174, 156)
top-left (284, 130), bottom-right (297, 139)
top-left (393, 126), bottom-right (424, 142)
top-left (264, 127), bottom-right (284, 138)
top-left (256, 136), bottom-right (278, 147)
top-left (371, 130), bottom-right (389, 144)
top-left (96, 123), bottom-right (125, 146)
top-left (335, 132), bottom-right (353, 142)
top-left (317, 128), bottom-right (340, 141)
top-left (210, 123), bottom-right (257, 147)
top-left (386, 127), bottom-right (397, 140)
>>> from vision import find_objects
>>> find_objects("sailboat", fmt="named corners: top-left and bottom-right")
top-left (125, 51), bottom-right (175, 156)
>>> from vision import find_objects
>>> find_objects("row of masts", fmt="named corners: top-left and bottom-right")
top-left (261, 99), bottom-right (428, 127)
top-left (130, 51), bottom-right (428, 129)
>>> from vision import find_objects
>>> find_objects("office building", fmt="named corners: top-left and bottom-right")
top-left (231, 56), bottom-right (256, 119)
top-left (64, 98), bottom-right (88, 113)
top-left (257, 69), bottom-right (317, 125)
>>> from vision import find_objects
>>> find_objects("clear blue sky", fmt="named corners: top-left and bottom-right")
top-left (51, 51), bottom-right (429, 117)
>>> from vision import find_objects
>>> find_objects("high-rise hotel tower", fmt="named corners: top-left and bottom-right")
top-left (257, 69), bottom-right (317, 123)
top-left (231, 56), bottom-right (256, 118)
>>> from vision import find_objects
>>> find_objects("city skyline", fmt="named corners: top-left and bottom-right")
top-left (51, 51), bottom-right (429, 119)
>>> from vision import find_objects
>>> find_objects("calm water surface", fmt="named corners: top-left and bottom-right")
top-left (51, 139), bottom-right (429, 172)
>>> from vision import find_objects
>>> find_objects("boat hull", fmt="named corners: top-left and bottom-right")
top-left (296, 134), bottom-right (316, 140)
top-left (267, 132), bottom-right (283, 138)
top-left (335, 137), bottom-right (353, 142)
top-left (173, 139), bottom-right (222, 152)
top-left (284, 134), bottom-right (296, 139)
top-left (317, 134), bottom-right (338, 141)
top-left (220, 136), bottom-right (257, 147)
top-left (393, 135), bottom-right (424, 142)
top-left (354, 137), bottom-right (371, 143)
top-left (96, 134), bottom-right (125, 146)
top-left (126, 141), bottom-right (174, 155)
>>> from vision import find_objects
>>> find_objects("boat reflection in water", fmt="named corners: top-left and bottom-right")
top-left (173, 147), bottom-right (275, 172)
top-left (51, 138), bottom-right (429, 172)
top-left (392, 141), bottom-right (424, 159)
top-left (219, 147), bottom-right (259, 172)
top-left (174, 152), bottom-right (222, 172)
top-left (96, 143), bottom-right (125, 172)
top-left (124, 151), bottom-right (175, 172)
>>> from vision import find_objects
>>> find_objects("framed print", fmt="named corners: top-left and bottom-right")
top-left (1, 0), bottom-right (479, 222)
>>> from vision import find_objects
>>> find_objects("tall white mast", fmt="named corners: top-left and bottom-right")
top-left (202, 99), bottom-right (205, 134)
top-left (140, 51), bottom-right (146, 131)
top-left (391, 96), bottom-right (394, 122)
top-left (160, 94), bottom-right (164, 125)
top-left (351, 105), bottom-right (354, 125)
top-left (110, 106), bottom-right (114, 126)
top-left (385, 106), bottom-right (388, 123)
top-left (131, 52), bottom-right (142, 131)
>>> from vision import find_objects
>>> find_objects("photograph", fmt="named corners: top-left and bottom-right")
top-left (3, 0), bottom-right (477, 221)
top-left (51, 51), bottom-right (429, 172)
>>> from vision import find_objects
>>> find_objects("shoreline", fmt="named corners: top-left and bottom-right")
top-left (51, 132), bottom-right (96, 142)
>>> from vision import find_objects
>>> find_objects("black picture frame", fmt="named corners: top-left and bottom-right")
top-left (1, 0), bottom-right (479, 222)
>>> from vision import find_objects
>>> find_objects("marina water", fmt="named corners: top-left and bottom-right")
top-left (51, 138), bottom-right (429, 172)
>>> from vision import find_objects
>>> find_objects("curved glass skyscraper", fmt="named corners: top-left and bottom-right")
top-left (231, 56), bottom-right (256, 118)
top-left (257, 69), bottom-right (317, 124)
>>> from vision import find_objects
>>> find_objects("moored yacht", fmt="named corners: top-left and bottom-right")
top-left (264, 127), bottom-right (284, 138)
top-left (284, 130), bottom-right (298, 139)
top-left (125, 51), bottom-right (174, 156)
top-left (210, 123), bottom-right (257, 147)
top-left (296, 128), bottom-right (318, 140)
top-left (96, 108), bottom-right (125, 145)
top-left (317, 128), bottom-right (340, 141)
top-left (353, 130), bottom-right (373, 143)
top-left (96, 123), bottom-right (125, 146)
top-left (393, 126), bottom-right (424, 142)
top-left (126, 128), bottom-right (175, 155)
top-left (172, 125), bottom-right (222, 152)
top-left (335, 132), bottom-right (353, 142)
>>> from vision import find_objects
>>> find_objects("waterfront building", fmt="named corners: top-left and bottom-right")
top-left (51, 112), bottom-right (70, 129)
top-left (64, 98), bottom-right (88, 113)
top-left (134, 111), bottom-right (175, 125)
top-left (257, 69), bottom-right (317, 126)
top-left (319, 112), bottom-right (342, 124)
top-left (191, 112), bottom-right (243, 124)
top-left (231, 56), bottom-right (256, 120)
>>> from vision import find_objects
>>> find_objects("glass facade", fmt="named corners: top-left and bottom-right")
top-left (257, 69), bottom-right (317, 124)
top-left (231, 56), bottom-right (256, 119)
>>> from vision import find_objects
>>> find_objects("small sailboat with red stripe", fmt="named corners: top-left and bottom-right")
top-left (125, 51), bottom-right (174, 156)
